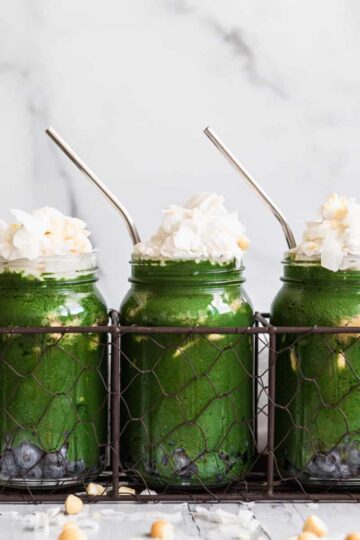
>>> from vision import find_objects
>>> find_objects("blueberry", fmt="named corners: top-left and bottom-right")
top-left (340, 464), bottom-right (351, 478)
top-left (14, 442), bottom-right (42, 470)
top-left (307, 450), bottom-right (341, 478)
top-left (344, 446), bottom-right (360, 472)
top-left (172, 448), bottom-right (198, 478)
top-left (218, 451), bottom-right (238, 472)
top-left (306, 459), bottom-right (320, 476)
top-left (42, 464), bottom-right (65, 479)
top-left (0, 450), bottom-right (18, 477)
top-left (42, 451), bottom-right (67, 479)
top-left (22, 465), bottom-right (43, 479)
top-left (42, 452), bottom-right (66, 467)
top-left (66, 460), bottom-right (86, 474)
top-left (66, 461), bottom-right (74, 473)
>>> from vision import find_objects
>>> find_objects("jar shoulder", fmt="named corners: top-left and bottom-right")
top-left (120, 286), bottom-right (253, 326)
top-left (0, 285), bottom-right (108, 326)
top-left (271, 283), bottom-right (360, 326)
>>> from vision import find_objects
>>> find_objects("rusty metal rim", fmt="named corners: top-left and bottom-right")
top-left (0, 325), bottom-right (359, 335)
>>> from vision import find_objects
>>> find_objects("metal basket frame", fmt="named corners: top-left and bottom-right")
top-left (0, 311), bottom-right (359, 503)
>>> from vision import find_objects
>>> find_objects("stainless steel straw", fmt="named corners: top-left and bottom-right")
top-left (45, 127), bottom-right (141, 245)
top-left (204, 126), bottom-right (296, 249)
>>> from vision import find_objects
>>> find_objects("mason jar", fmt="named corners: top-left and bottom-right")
top-left (271, 260), bottom-right (360, 486)
top-left (0, 253), bottom-right (108, 487)
top-left (120, 259), bottom-right (254, 488)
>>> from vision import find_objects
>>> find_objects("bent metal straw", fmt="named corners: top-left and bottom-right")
top-left (204, 126), bottom-right (296, 249)
top-left (46, 126), bottom-right (141, 246)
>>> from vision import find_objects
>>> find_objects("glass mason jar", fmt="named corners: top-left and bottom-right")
top-left (0, 253), bottom-right (108, 487)
top-left (271, 260), bottom-right (360, 486)
top-left (120, 259), bottom-right (254, 488)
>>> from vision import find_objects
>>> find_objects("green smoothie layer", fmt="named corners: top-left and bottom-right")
top-left (120, 259), bottom-right (254, 488)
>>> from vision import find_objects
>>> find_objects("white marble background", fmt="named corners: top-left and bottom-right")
top-left (1, 0), bottom-right (359, 311)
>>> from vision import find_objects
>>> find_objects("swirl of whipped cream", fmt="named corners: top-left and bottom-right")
top-left (0, 207), bottom-right (93, 261)
top-left (290, 193), bottom-right (360, 271)
top-left (133, 192), bottom-right (249, 266)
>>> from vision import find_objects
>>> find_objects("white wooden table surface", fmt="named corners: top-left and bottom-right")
top-left (0, 502), bottom-right (359, 540)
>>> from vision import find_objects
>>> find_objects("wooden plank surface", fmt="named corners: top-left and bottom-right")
top-left (0, 502), bottom-right (359, 539)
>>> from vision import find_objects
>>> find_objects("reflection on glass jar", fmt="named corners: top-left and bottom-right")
top-left (120, 259), bottom-right (254, 488)
top-left (271, 261), bottom-right (360, 486)
top-left (0, 253), bottom-right (108, 487)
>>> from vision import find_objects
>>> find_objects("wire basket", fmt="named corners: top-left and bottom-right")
top-left (0, 311), bottom-right (359, 503)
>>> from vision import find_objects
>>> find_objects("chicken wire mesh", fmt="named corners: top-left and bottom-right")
top-left (0, 312), bottom-right (359, 502)
top-left (272, 322), bottom-right (360, 494)
top-left (0, 320), bottom-right (111, 501)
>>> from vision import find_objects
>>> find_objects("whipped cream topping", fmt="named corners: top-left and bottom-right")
top-left (133, 192), bottom-right (249, 266)
top-left (0, 207), bottom-right (93, 262)
top-left (290, 193), bottom-right (360, 271)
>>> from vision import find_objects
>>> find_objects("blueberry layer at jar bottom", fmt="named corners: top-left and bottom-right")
top-left (122, 447), bottom-right (251, 489)
top-left (281, 438), bottom-right (360, 488)
top-left (0, 440), bottom-right (106, 488)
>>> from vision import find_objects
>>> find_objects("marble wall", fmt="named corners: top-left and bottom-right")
top-left (1, 0), bottom-right (359, 310)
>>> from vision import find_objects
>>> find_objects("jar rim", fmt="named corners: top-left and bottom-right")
top-left (129, 258), bottom-right (245, 285)
top-left (0, 252), bottom-right (98, 282)
top-left (130, 257), bottom-right (243, 268)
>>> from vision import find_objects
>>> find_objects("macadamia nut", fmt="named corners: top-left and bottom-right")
top-left (150, 519), bottom-right (175, 540)
top-left (86, 483), bottom-right (106, 496)
top-left (64, 494), bottom-right (84, 515)
top-left (118, 485), bottom-right (136, 495)
top-left (58, 522), bottom-right (87, 540)
top-left (303, 515), bottom-right (328, 537)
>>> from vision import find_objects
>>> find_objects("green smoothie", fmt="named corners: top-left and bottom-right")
top-left (0, 254), bottom-right (108, 486)
top-left (120, 259), bottom-right (254, 488)
top-left (271, 260), bottom-right (360, 485)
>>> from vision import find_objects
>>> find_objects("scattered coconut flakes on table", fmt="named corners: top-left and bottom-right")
top-left (99, 508), bottom-right (183, 522)
top-left (306, 503), bottom-right (319, 510)
top-left (0, 511), bottom-right (19, 519)
top-left (16, 506), bottom-right (62, 530)
top-left (192, 505), bottom-right (260, 528)
top-left (190, 505), bottom-right (262, 540)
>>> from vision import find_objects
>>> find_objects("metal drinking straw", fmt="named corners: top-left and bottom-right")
top-left (46, 127), bottom-right (141, 245)
top-left (204, 126), bottom-right (296, 249)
